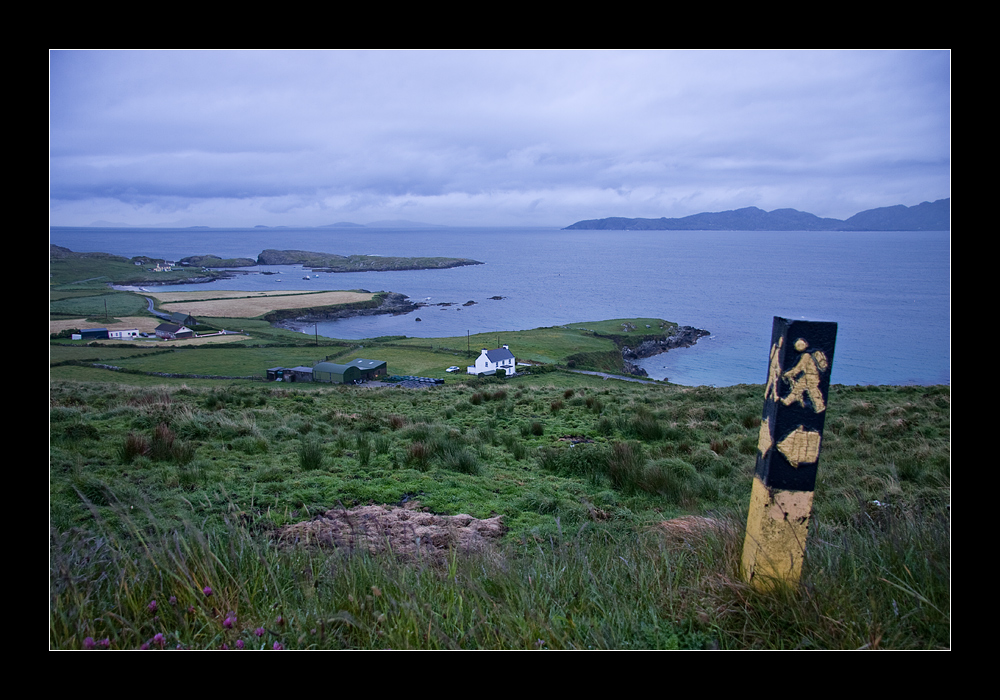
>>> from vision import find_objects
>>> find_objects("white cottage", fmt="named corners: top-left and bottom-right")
top-left (467, 345), bottom-right (515, 376)
top-left (108, 328), bottom-right (141, 340)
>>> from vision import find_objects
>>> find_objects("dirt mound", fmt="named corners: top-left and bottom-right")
top-left (278, 503), bottom-right (504, 560)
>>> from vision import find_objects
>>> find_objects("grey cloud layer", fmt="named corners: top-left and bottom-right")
top-left (50, 50), bottom-right (950, 226)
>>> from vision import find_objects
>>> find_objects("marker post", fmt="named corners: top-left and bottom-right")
top-left (742, 317), bottom-right (837, 590)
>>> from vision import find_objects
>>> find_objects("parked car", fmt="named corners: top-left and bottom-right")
top-left (446, 366), bottom-right (460, 373)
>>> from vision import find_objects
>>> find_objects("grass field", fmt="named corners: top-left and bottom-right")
top-left (49, 375), bottom-right (950, 649)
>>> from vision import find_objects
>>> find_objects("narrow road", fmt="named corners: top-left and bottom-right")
top-left (565, 369), bottom-right (661, 385)
top-left (146, 297), bottom-right (172, 320)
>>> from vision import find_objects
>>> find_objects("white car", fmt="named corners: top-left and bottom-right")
top-left (446, 366), bottom-right (461, 373)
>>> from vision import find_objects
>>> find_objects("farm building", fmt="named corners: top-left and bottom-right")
top-left (313, 358), bottom-right (388, 384)
top-left (108, 328), bottom-right (141, 340)
top-left (155, 323), bottom-right (194, 340)
top-left (80, 328), bottom-right (109, 340)
top-left (467, 345), bottom-right (515, 376)
top-left (170, 311), bottom-right (198, 327)
top-left (265, 366), bottom-right (315, 382)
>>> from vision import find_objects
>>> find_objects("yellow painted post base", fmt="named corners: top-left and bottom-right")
top-left (741, 476), bottom-right (814, 590)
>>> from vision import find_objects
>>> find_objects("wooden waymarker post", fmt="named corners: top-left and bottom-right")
top-left (741, 316), bottom-right (837, 590)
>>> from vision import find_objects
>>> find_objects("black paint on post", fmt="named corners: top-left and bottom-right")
top-left (756, 317), bottom-right (837, 492)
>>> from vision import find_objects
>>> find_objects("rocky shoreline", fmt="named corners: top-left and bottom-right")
top-left (619, 326), bottom-right (711, 377)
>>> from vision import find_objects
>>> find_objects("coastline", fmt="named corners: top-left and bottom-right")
top-left (619, 326), bottom-right (711, 376)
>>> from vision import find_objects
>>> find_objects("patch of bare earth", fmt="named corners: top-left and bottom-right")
top-left (278, 502), bottom-right (504, 560)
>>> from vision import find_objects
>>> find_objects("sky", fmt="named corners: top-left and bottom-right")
top-left (49, 50), bottom-right (950, 228)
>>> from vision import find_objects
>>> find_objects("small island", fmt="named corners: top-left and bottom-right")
top-left (257, 249), bottom-right (483, 272)
top-left (50, 245), bottom-right (484, 288)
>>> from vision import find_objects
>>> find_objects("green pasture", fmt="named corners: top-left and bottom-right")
top-left (50, 256), bottom-right (215, 289)
top-left (49, 376), bottom-right (950, 649)
top-left (395, 320), bottom-right (653, 365)
top-left (50, 291), bottom-right (150, 319)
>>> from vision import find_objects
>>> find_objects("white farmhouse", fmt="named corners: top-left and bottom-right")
top-left (108, 328), bottom-right (141, 340)
top-left (467, 345), bottom-right (515, 376)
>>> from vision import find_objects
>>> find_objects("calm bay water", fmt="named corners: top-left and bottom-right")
top-left (50, 226), bottom-right (950, 387)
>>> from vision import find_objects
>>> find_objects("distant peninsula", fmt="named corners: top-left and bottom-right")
top-left (564, 199), bottom-right (950, 231)
top-left (257, 249), bottom-right (483, 272)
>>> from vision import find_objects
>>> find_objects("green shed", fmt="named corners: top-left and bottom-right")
top-left (313, 358), bottom-right (388, 384)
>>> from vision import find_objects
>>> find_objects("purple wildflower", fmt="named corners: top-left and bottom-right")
top-left (148, 600), bottom-right (157, 613)
top-left (223, 616), bottom-right (235, 629)
top-left (273, 641), bottom-right (283, 650)
top-left (203, 586), bottom-right (213, 597)
top-left (255, 627), bottom-right (265, 637)
top-left (153, 632), bottom-right (165, 648)
top-left (275, 615), bottom-right (284, 626)
top-left (83, 636), bottom-right (96, 650)
top-left (99, 638), bottom-right (111, 649)
top-left (169, 596), bottom-right (177, 606)
top-left (235, 639), bottom-right (245, 649)
top-left (140, 642), bottom-right (150, 650)
top-left (221, 643), bottom-right (229, 650)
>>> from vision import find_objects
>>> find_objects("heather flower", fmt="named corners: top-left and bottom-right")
top-left (235, 639), bottom-right (245, 649)
top-left (255, 627), bottom-right (265, 637)
top-left (99, 638), bottom-right (111, 649)
top-left (83, 637), bottom-right (96, 650)
top-left (203, 586), bottom-right (213, 597)
top-left (273, 641), bottom-right (283, 650)
top-left (148, 600), bottom-right (157, 613)
top-left (153, 633), bottom-right (165, 648)
top-left (223, 616), bottom-right (235, 629)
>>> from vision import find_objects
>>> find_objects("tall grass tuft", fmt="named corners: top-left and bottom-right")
top-left (118, 432), bottom-right (150, 463)
top-left (298, 438), bottom-right (324, 471)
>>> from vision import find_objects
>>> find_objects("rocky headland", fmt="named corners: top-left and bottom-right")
top-left (619, 325), bottom-right (711, 376)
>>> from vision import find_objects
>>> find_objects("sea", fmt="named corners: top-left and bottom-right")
top-left (50, 226), bottom-right (950, 388)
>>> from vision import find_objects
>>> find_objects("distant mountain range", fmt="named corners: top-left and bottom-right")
top-left (564, 199), bottom-right (950, 231)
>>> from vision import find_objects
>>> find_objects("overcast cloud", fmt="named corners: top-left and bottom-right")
top-left (49, 50), bottom-right (950, 227)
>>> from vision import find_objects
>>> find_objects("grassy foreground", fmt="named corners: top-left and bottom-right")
top-left (50, 373), bottom-right (950, 649)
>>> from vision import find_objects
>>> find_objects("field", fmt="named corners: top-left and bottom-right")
top-left (50, 368), bottom-right (950, 649)
top-left (148, 290), bottom-right (375, 318)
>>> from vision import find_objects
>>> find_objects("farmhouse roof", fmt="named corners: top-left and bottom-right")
top-left (484, 346), bottom-right (514, 362)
